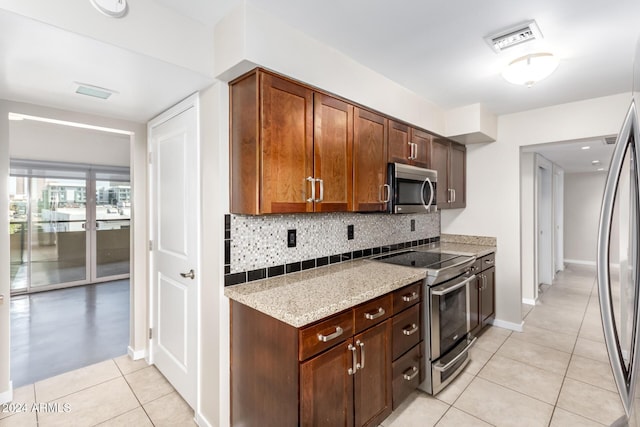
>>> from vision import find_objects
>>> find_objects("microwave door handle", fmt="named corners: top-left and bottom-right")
top-left (597, 99), bottom-right (638, 417)
top-left (421, 177), bottom-right (434, 211)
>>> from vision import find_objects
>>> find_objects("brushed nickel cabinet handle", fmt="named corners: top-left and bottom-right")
top-left (403, 366), bottom-right (419, 381)
top-left (484, 259), bottom-right (495, 265)
top-left (306, 176), bottom-right (315, 202)
top-left (402, 292), bottom-right (419, 302)
top-left (364, 307), bottom-right (385, 320)
top-left (315, 178), bottom-right (324, 203)
top-left (357, 340), bottom-right (365, 370)
top-left (348, 343), bottom-right (357, 375)
top-left (317, 326), bottom-right (343, 343)
top-left (402, 324), bottom-right (419, 336)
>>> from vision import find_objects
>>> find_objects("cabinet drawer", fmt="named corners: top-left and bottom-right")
top-left (354, 294), bottom-right (393, 334)
top-left (392, 344), bottom-right (422, 409)
top-left (392, 304), bottom-right (421, 360)
top-left (393, 282), bottom-right (422, 314)
top-left (299, 310), bottom-right (353, 361)
top-left (481, 253), bottom-right (495, 270)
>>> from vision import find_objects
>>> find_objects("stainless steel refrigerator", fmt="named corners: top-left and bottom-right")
top-left (598, 37), bottom-right (640, 427)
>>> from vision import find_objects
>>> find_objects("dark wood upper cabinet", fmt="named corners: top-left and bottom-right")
top-left (314, 93), bottom-right (354, 212)
top-left (353, 108), bottom-right (388, 212)
top-left (430, 136), bottom-right (466, 209)
top-left (230, 68), bottom-right (467, 214)
top-left (410, 128), bottom-right (431, 169)
top-left (231, 70), bottom-right (314, 214)
top-left (387, 120), bottom-right (411, 164)
top-left (388, 121), bottom-right (431, 168)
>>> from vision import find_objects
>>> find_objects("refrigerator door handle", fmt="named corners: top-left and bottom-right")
top-left (597, 99), bottom-right (640, 417)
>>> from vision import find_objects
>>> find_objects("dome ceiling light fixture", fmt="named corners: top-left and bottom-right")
top-left (501, 52), bottom-right (559, 87)
top-left (90, 0), bottom-right (128, 18)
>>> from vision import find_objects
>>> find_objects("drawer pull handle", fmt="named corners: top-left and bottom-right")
top-left (403, 366), bottom-right (419, 381)
top-left (484, 259), bottom-right (494, 265)
top-left (364, 307), bottom-right (385, 320)
top-left (317, 326), bottom-right (343, 342)
top-left (402, 292), bottom-right (419, 302)
top-left (403, 324), bottom-right (419, 336)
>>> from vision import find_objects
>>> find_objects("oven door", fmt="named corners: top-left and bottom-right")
top-left (430, 273), bottom-right (475, 359)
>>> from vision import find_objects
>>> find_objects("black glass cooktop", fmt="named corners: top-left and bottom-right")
top-left (374, 250), bottom-right (462, 269)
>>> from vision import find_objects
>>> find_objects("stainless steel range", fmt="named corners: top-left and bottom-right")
top-left (374, 249), bottom-right (477, 395)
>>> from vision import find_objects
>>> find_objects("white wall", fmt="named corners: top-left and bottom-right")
top-left (214, 1), bottom-right (446, 135)
top-left (0, 99), bottom-right (147, 403)
top-left (564, 172), bottom-right (618, 264)
top-left (198, 82), bottom-right (230, 427)
top-left (520, 152), bottom-right (536, 304)
top-left (9, 119), bottom-right (130, 166)
top-left (442, 93), bottom-right (630, 328)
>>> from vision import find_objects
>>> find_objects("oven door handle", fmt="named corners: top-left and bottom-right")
top-left (433, 337), bottom-right (477, 372)
top-left (431, 274), bottom-right (476, 296)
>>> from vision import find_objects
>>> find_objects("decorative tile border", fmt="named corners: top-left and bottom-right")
top-left (224, 211), bottom-right (440, 286)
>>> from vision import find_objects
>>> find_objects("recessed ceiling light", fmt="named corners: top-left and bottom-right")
top-left (597, 168), bottom-right (605, 171)
top-left (592, 160), bottom-right (601, 165)
top-left (74, 82), bottom-right (117, 100)
top-left (581, 146), bottom-right (590, 150)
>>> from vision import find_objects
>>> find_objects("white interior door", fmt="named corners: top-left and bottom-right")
top-left (149, 97), bottom-right (199, 409)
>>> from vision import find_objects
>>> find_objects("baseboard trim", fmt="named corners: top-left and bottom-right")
top-left (522, 298), bottom-right (536, 306)
top-left (564, 259), bottom-right (596, 266)
top-left (489, 318), bottom-right (524, 332)
top-left (0, 381), bottom-right (13, 404)
top-left (128, 346), bottom-right (147, 361)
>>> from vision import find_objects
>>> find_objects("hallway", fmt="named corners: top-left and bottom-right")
top-left (382, 263), bottom-right (625, 426)
top-left (10, 280), bottom-right (129, 387)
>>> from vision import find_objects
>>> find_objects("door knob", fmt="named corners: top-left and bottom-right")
top-left (180, 269), bottom-right (195, 280)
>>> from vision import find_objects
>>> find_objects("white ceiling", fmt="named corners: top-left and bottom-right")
top-left (1, 0), bottom-right (639, 132)
top-left (522, 137), bottom-right (616, 173)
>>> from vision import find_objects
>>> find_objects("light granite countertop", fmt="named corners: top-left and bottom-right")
top-left (224, 242), bottom-right (496, 328)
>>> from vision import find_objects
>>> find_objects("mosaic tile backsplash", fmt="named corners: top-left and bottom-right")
top-left (225, 211), bottom-right (440, 286)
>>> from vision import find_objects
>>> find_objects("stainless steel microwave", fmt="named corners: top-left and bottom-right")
top-left (387, 163), bottom-right (438, 214)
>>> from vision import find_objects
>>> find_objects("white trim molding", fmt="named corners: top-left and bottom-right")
top-left (128, 346), bottom-right (147, 361)
top-left (564, 259), bottom-right (596, 266)
top-left (489, 318), bottom-right (524, 332)
top-left (0, 381), bottom-right (12, 404)
top-left (522, 298), bottom-right (536, 306)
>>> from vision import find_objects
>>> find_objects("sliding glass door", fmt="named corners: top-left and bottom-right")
top-left (9, 161), bottom-right (130, 294)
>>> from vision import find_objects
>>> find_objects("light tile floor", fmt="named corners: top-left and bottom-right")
top-left (0, 355), bottom-right (196, 427)
top-left (382, 263), bottom-right (625, 427)
top-left (0, 263), bottom-right (624, 426)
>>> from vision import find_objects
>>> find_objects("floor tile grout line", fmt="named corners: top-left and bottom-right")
top-left (118, 362), bottom-right (157, 426)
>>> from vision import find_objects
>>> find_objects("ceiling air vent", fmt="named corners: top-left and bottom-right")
top-left (604, 136), bottom-right (618, 145)
top-left (485, 20), bottom-right (543, 53)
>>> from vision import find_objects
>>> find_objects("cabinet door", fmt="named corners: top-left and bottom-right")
top-left (314, 93), bottom-right (353, 212)
top-left (388, 120), bottom-right (411, 164)
top-left (353, 108), bottom-right (388, 212)
top-left (410, 128), bottom-right (431, 169)
top-left (468, 277), bottom-right (480, 333)
top-left (449, 143), bottom-right (466, 209)
top-left (301, 342), bottom-right (355, 427)
top-left (353, 321), bottom-right (392, 427)
top-left (481, 267), bottom-right (496, 323)
top-left (430, 137), bottom-right (450, 207)
top-left (260, 72), bottom-right (314, 213)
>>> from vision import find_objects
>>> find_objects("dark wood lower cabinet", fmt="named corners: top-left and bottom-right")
top-left (231, 282), bottom-right (423, 427)
top-left (301, 342), bottom-right (355, 427)
top-left (469, 253), bottom-right (496, 335)
top-left (481, 266), bottom-right (495, 324)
